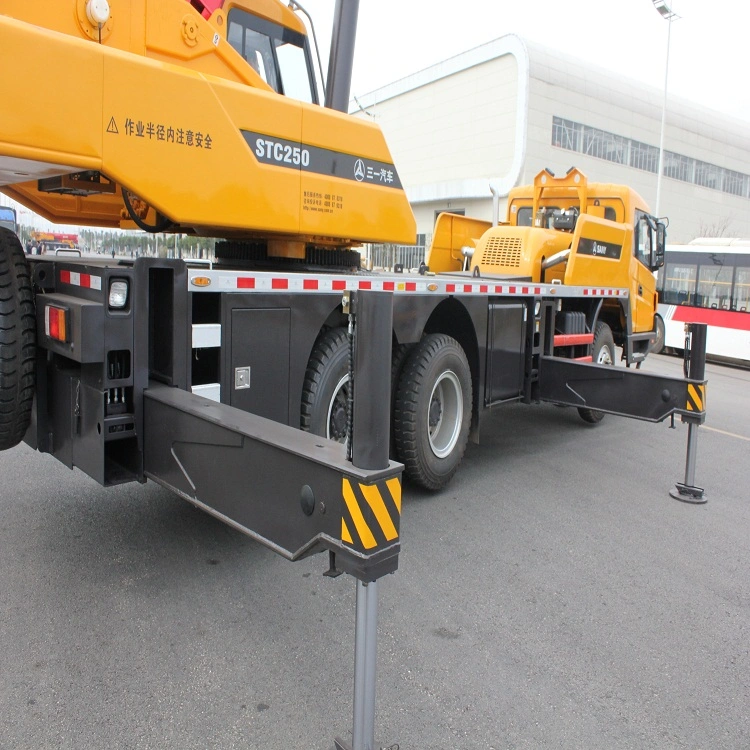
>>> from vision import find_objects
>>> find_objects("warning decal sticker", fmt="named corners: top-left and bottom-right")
top-left (106, 116), bottom-right (213, 149)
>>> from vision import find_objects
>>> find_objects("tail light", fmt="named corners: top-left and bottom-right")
top-left (45, 305), bottom-right (69, 343)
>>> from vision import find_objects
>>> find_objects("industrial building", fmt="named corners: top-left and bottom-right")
top-left (352, 34), bottom-right (750, 248)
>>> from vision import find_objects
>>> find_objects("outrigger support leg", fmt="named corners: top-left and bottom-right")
top-left (334, 289), bottom-right (394, 750)
top-left (335, 580), bottom-right (379, 750)
top-left (670, 323), bottom-right (708, 504)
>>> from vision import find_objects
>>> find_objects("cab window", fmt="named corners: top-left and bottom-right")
top-left (634, 210), bottom-right (655, 266)
top-left (227, 10), bottom-right (317, 104)
top-left (517, 206), bottom-right (560, 227)
top-left (516, 205), bottom-right (615, 227)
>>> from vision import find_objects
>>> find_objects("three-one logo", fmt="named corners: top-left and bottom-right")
top-left (354, 159), bottom-right (365, 182)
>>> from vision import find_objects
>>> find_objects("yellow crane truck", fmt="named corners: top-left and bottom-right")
top-left (0, 2), bottom-right (709, 748)
top-left (0, 0), bottom-right (703, 493)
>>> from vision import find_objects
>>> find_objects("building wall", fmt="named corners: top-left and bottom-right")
top-left (353, 41), bottom-right (523, 238)
top-left (523, 44), bottom-right (750, 243)
top-left (365, 57), bottom-right (518, 188)
top-left (353, 36), bottom-right (750, 245)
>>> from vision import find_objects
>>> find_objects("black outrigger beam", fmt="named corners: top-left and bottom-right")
top-left (536, 355), bottom-right (707, 424)
top-left (142, 384), bottom-right (402, 579)
top-left (537, 322), bottom-right (708, 503)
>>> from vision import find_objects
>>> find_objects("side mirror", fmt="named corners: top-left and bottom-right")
top-left (652, 221), bottom-right (666, 270)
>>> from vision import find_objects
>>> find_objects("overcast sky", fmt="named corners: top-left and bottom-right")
top-left (303, 0), bottom-right (750, 124)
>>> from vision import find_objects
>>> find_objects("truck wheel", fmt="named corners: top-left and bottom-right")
top-left (0, 227), bottom-right (36, 450)
top-left (650, 313), bottom-right (665, 354)
top-left (301, 327), bottom-right (350, 442)
top-left (393, 334), bottom-right (472, 490)
top-left (389, 343), bottom-right (412, 456)
top-left (578, 322), bottom-right (615, 424)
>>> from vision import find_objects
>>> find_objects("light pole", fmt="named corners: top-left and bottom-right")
top-left (653, 0), bottom-right (679, 218)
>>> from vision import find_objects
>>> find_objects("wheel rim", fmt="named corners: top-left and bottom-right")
top-left (596, 346), bottom-right (613, 366)
top-left (327, 374), bottom-right (349, 442)
top-left (427, 371), bottom-right (463, 459)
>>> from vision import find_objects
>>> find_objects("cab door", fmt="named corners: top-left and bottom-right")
top-left (632, 213), bottom-right (658, 333)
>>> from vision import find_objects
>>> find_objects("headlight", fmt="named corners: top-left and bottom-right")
top-left (109, 279), bottom-right (129, 309)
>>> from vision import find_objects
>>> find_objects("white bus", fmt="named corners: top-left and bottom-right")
top-left (654, 239), bottom-right (750, 366)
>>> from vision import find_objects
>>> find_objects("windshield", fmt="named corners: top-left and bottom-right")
top-left (227, 10), bottom-right (317, 104)
top-left (516, 204), bottom-right (617, 227)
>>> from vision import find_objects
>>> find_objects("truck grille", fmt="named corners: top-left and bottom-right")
top-left (482, 236), bottom-right (522, 268)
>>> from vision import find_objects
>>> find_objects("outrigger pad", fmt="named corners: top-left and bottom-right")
top-left (670, 482), bottom-right (707, 505)
top-left (333, 738), bottom-right (399, 749)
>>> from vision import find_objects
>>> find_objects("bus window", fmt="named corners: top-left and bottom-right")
top-left (697, 263), bottom-right (733, 309)
top-left (733, 267), bottom-right (750, 312)
top-left (660, 262), bottom-right (696, 305)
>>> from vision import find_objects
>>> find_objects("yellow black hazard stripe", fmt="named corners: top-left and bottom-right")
top-left (686, 383), bottom-right (706, 413)
top-left (341, 477), bottom-right (401, 551)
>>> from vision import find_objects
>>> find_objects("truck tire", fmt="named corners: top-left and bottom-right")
top-left (301, 331), bottom-right (415, 455)
top-left (650, 313), bottom-right (665, 354)
top-left (389, 343), bottom-right (412, 456)
top-left (0, 227), bottom-right (36, 450)
top-left (301, 327), bottom-right (350, 442)
top-left (393, 334), bottom-right (472, 491)
top-left (578, 322), bottom-right (615, 424)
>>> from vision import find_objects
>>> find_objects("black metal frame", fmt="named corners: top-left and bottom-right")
top-left (535, 355), bottom-right (705, 423)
